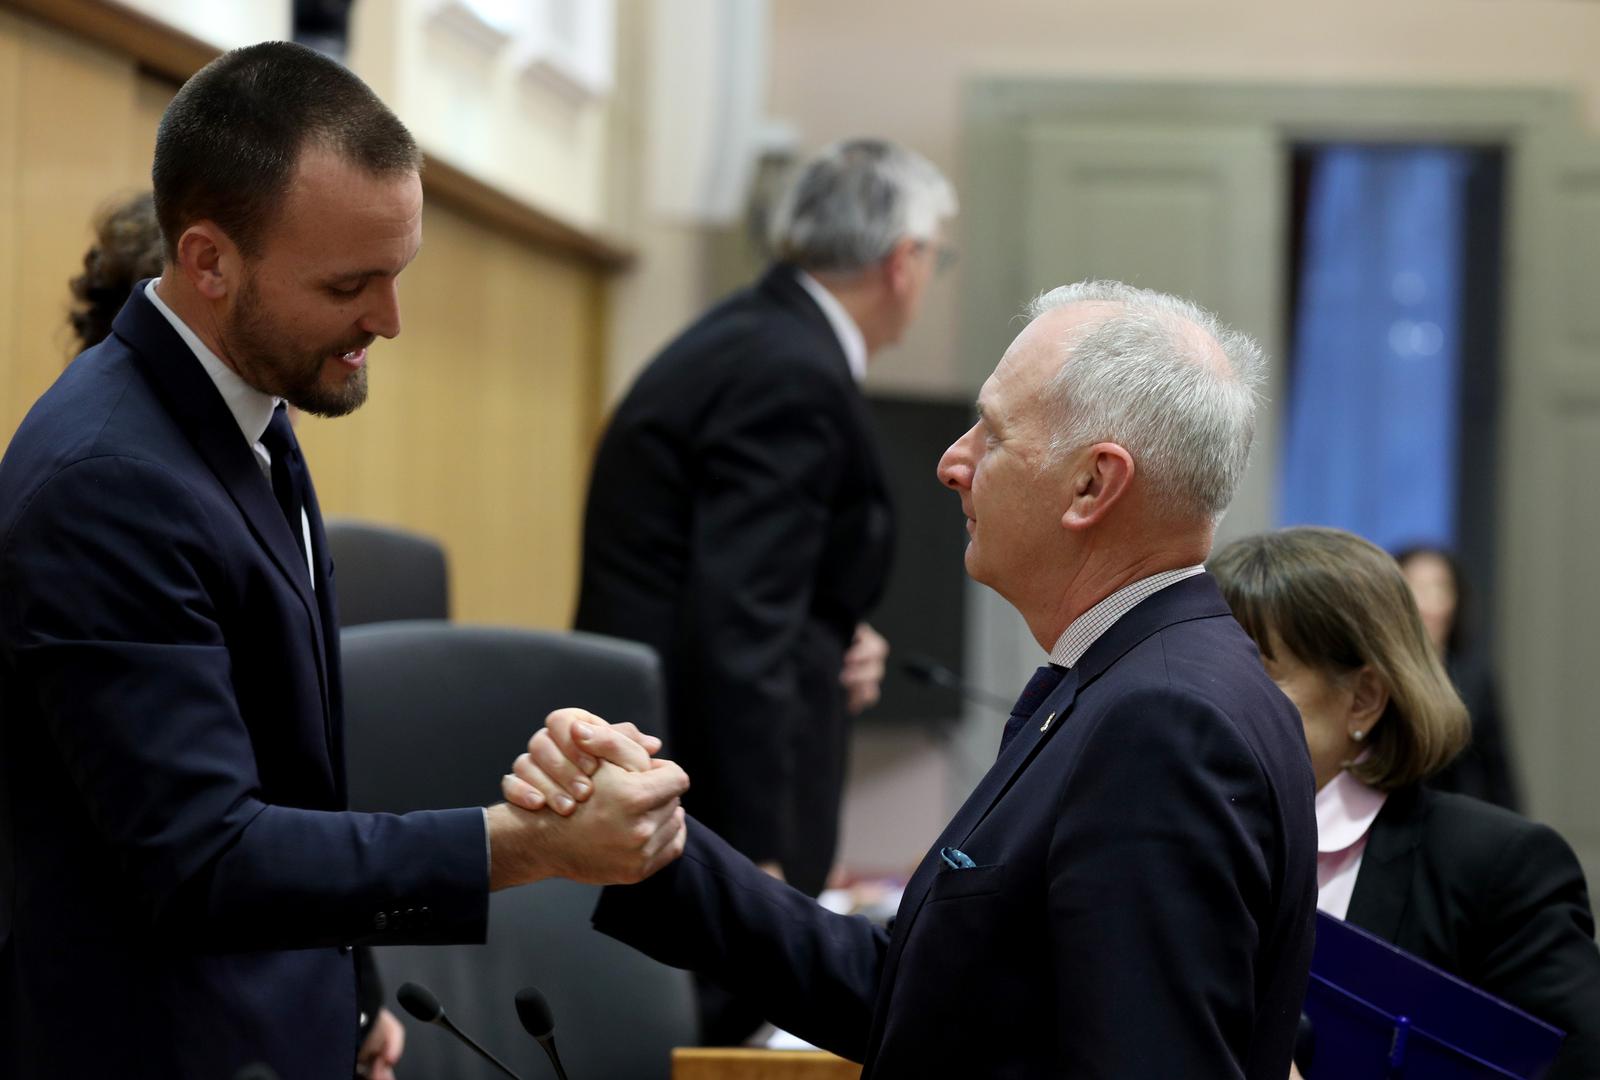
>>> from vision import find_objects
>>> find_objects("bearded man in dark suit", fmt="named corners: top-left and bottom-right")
top-left (0, 42), bottom-right (686, 1080)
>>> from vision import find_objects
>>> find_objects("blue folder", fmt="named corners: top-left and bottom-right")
top-left (1304, 911), bottom-right (1565, 1079)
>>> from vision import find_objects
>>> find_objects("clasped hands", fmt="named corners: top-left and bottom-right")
top-left (486, 709), bottom-right (688, 890)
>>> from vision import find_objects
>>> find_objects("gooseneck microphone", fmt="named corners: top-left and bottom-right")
top-left (515, 986), bottom-right (571, 1080)
top-left (396, 981), bottom-right (525, 1080)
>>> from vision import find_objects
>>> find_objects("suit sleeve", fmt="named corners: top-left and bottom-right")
top-left (0, 456), bottom-right (488, 949)
top-left (679, 366), bottom-right (847, 862)
top-left (1046, 686), bottom-right (1279, 1079)
top-left (592, 817), bottom-right (887, 1061)
top-left (1473, 819), bottom-right (1600, 1080)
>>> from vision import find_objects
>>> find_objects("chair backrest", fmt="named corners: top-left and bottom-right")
top-left (341, 622), bottom-right (694, 1080)
top-left (324, 517), bottom-right (450, 627)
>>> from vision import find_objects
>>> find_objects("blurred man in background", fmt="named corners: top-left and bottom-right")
top-left (573, 137), bottom-right (956, 1042)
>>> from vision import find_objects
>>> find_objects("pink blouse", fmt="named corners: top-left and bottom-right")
top-left (1315, 768), bottom-right (1389, 920)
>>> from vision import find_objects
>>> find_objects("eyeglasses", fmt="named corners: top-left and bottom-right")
top-left (915, 240), bottom-right (960, 275)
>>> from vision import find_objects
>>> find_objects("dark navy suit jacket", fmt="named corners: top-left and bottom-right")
top-left (0, 288), bottom-right (488, 1078)
top-left (595, 575), bottom-right (1318, 1078)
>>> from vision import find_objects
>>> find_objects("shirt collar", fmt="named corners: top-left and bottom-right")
top-left (794, 270), bottom-right (868, 384)
top-left (143, 279), bottom-right (279, 448)
top-left (1048, 565), bottom-right (1206, 668)
top-left (1315, 767), bottom-right (1389, 854)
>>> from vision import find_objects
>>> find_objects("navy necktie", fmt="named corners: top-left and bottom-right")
top-left (999, 664), bottom-right (1067, 755)
top-left (260, 404), bottom-right (308, 563)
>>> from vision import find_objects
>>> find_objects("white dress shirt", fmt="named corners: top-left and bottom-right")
top-left (1048, 565), bottom-right (1207, 668)
top-left (795, 270), bottom-right (868, 384)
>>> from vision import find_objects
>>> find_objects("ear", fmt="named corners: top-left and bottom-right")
top-left (173, 222), bottom-right (238, 301)
top-left (1346, 665), bottom-right (1389, 740)
top-left (1060, 442), bottom-right (1135, 532)
top-left (882, 237), bottom-right (921, 298)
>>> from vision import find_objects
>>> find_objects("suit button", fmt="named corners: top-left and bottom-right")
top-left (374, 912), bottom-right (388, 931)
top-left (338, 944), bottom-right (352, 955)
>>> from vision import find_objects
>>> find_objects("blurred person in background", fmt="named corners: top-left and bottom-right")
top-left (67, 191), bottom-right (163, 353)
top-left (1212, 527), bottom-right (1600, 1080)
top-left (1397, 543), bottom-right (1521, 811)
top-left (572, 138), bottom-right (956, 1043)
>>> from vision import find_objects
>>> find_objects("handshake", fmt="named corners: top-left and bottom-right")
top-left (484, 710), bottom-right (690, 891)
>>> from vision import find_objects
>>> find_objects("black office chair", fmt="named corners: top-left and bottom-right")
top-left (323, 517), bottom-right (450, 627)
top-left (341, 621), bottom-right (695, 1080)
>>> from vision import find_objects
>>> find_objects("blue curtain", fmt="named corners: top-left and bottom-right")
top-left (1277, 146), bottom-right (1471, 550)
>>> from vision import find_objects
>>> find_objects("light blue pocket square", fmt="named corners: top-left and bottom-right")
top-left (939, 846), bottom-right (977, 870)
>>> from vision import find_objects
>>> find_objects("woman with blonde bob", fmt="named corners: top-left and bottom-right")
top-left (1210, 526), bottom-right (1600, 1080)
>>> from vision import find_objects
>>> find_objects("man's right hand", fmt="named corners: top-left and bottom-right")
top-left (487, 714), bottom-right (688, 889)
top-left (502, 709), bottom-right (661, 814)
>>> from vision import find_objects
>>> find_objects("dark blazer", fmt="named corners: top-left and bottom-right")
top-left (1429, 652), bottom-right (1521, 811)
top-left (574, 264), bottom-right (893, 896)
top-left (1347, 786), bottom-right (1600, 1079)
top-left (594, 575), bottom-right (1319, 1077)
top-left (0, 288), bottom-right (489, 1079)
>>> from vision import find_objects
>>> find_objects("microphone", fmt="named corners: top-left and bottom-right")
top-left (396, 981), bottom-right (524, 1080)
top-left (232, 1066), bottom-right (281, 1080)
top-left (901, 653), bottom-right (1013, 712)
top-left (515, 986), bottom-right (571, 1080)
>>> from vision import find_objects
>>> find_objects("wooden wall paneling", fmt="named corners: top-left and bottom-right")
top-left (125, 73), bottom-right (172, 187)
top-left (295, 200), bottom-right (603, 629)
top-left (13, 19), bottom-right (141, 415)
top-left (0, 13), bottom-right (24, 440)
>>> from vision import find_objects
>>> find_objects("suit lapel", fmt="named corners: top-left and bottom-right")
top-left (1344, 786), bottom-right (1425, 941)
top-left (112, 286), bottom-right (333, 736)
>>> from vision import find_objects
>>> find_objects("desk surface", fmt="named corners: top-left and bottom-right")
top-left (672, 1048), bottom-right (863, 1079)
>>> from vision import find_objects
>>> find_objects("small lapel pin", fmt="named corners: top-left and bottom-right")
top-left (1040, 711), bottom-right (1056, 732)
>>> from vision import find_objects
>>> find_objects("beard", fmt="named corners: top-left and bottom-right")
top-left (221, 274), bottom-right (372, 418)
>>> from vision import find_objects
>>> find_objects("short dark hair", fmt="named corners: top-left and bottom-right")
top-left (152, 41), bottom-right (420, 260)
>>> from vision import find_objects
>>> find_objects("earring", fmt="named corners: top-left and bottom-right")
top-left (1351, 729), bottom-right (1365, 742)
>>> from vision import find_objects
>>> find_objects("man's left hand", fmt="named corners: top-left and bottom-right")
top-left (841, 623), bottom-right (889, 715)
top-left (356, 1007), bottom-right (404, 1080)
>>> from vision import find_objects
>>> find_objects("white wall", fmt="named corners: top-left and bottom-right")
top-left (109, 0), bottom-right (290, 50)
top-left (348, 0), bottom-right (617, 232)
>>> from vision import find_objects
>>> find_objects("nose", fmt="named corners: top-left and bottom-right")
top-left (360, 279), bottom-right (403, 340)
top-left (937, 424), bottom-right (978, 491)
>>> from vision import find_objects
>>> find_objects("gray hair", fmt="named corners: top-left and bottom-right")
top-left (768, 138), bottom-right (957, 273)
top-left (1028, 281), bottom-right (1265, 521)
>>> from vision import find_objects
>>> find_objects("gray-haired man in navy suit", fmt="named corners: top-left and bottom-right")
top-left (509, 281), bottom-right (1319, 1078)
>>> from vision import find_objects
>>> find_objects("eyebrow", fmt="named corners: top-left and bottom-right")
top-left (324, 243), bottom-right (425, 285)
